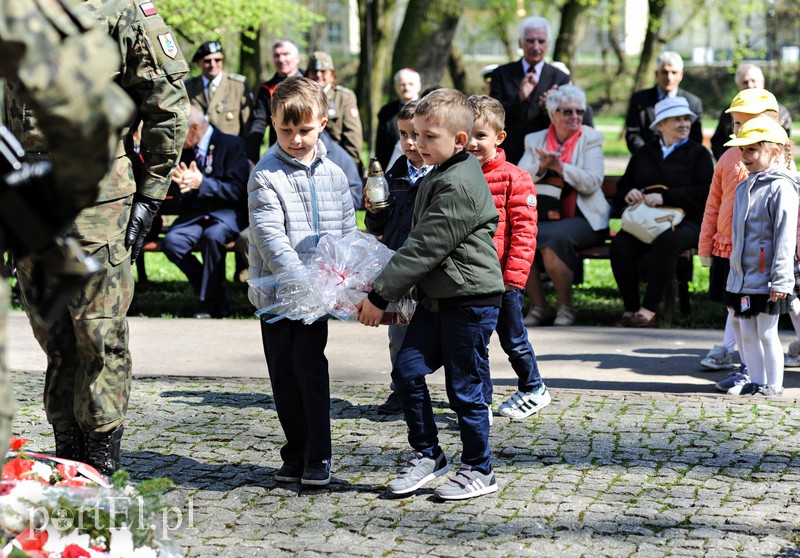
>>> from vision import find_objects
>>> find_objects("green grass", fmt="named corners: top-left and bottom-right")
top-left (89, 248), bottom-right (729, 329)
top-left (10, 242), bottom-right (792, 330)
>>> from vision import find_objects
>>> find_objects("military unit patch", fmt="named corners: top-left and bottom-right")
top-left (140, 1), bottom-right (158, 16)
top-left (158, 32), bottom-right (178, 59)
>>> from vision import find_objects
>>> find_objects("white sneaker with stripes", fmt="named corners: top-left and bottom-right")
top-left (497, 386), bottom-right (551, 419)
top-left (435, 465), bottom-right (498, 500)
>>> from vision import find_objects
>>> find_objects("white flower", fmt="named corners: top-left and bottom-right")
top-left (0, 481), bottom-right (47, 531)
top-left (107, 526), bottom-right (158, 558)
top-left (42, 525), bottom-right (92, 553)
top-left (31, 461), bottom-right (54, 482)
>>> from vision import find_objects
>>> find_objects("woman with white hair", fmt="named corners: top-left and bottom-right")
top-left (518, 84), bottom-right (608, 326)
top-left (610, 96), bottom-right (713, 327)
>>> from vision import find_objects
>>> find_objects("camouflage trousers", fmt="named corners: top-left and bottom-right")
top-left (0, 275), bottom-right (11, 454)
top-left (16, 196), bottom-right (134, 433)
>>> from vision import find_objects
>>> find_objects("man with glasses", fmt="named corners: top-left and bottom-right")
top-left (624, 51), bottom-right (704, 154)
top-left (489, 16), bottom-right (580, 164)
top-left (185, 41), bottom-right (253, 138)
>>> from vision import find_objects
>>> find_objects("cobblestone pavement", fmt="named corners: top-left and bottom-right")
top-left (9, 370), bottom-right (800, 557)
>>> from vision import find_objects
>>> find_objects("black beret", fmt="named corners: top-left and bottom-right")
top-left (193, 41), bottom-right (224, 62)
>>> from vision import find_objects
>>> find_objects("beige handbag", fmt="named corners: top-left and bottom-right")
top-left (620, 201), bottom-right (684, 244)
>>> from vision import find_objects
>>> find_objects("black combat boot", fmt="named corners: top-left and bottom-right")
top-left (85, 426), bottom-right (124, 478)
top-left (53, 422), bottom-right (86, 462)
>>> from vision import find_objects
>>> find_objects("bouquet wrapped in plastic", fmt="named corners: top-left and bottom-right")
top-left (1, 438), bottom-right (183, 558)
top-left (249, 231), bottom-right (416, 325)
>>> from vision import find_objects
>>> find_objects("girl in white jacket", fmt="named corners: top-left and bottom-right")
top-left (724, 116), bottom-right (799, 396)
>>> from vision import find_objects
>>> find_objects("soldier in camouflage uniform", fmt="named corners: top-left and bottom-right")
top-left (185, 40), bottom-right (253, 138)
top-left (10, 0), bottom-right (189, 476)
top-left (0, 0), bottom-right (134, 457)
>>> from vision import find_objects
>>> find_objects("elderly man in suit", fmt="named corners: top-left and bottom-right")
top-left (709, 63), bottom-right (792, 160)
top-left (624, 51), bottom-right (704, 153)
top-left (490, 16), bottom-right (588, 164)
top-left (184, 41), bottom-right (253, 138)
top-left (162, 106), bottom-right (249, 319)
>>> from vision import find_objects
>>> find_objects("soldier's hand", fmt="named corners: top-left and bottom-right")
top-left (125, 193), bottom-right (162, 261)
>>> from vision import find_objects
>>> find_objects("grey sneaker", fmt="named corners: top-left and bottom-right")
top-left (435, 465), bottom-right (498, 500)
top-left (716, 370), bottom-right (750, 393)
top-left (700, 344), bottom-right (734, 370)
top-left (755, 385), bottom-right (785, 397)
top-left (785, 341), bottom-right (800, 368)
top-left (497, 385), bottom-right (551, 419)
top-left (387, 451), bottom-right (449, 495)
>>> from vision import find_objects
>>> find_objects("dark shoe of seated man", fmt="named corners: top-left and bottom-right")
top-left (193, 290), bottom-right (233, 319)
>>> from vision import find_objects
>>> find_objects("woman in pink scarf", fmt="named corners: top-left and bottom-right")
top-left (518, 84), bottom-right (609, 326)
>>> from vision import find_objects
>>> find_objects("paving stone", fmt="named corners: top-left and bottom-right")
top-left (9, 372), bottom-right (800, 557)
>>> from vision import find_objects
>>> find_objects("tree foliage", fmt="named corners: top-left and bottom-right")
top-left (157, 0), bottom-right (320, 45)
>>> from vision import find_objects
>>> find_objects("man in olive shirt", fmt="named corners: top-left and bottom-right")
top-left (185, 40), bottom-right (253, 138)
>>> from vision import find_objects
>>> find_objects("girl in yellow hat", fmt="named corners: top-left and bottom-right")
top-left (721, 116), bottom-right (799, 397)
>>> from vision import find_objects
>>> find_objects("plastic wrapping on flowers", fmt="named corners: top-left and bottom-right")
top-left (249, 230), bottom-right (416, 325)
top-left (1, 439), bottom-right (183, 558)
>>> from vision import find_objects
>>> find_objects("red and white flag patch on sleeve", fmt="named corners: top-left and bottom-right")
top-left (140, 1), bottom-right (158, 16)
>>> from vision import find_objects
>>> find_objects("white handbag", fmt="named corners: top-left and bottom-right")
top-left (620, 202), bottom-right (684, 244)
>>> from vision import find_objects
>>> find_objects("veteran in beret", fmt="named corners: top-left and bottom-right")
top-left (185, 40), bottom-right (253, 138)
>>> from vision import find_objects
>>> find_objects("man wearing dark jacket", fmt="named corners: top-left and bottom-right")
top-left (245, 39), bottom-right (302, 163)
top-left (624, 51), bottom-right (704, 153)
top-left (489, 16), bottom-right (572, 164)
top-left (163, 107), bottom-right (249, 318)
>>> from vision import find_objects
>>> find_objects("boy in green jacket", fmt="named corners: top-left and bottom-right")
top-left (357, 89), bottom-right (505, 500)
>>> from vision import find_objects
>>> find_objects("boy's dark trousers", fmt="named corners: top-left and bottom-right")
top-left (260, 318), bottom-right (331, 465)
top-left (481, 288), bottom-right (544, 396)
top-left (392, 303), bottom-right (499, 474)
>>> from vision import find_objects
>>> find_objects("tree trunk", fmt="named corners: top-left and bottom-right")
top-left (552, 0), bottom-right (589, 68)
top-left (239, 30), bottom-right (261, 88)
top-left (606, 0), bottom-right (626, 75)
top-left (448, 42), bottom-right (467, 92)
top-left (356, 0), bottom-right (397, 155)
top-left (391, 0), bottom-right (462, 89)
top-left (633, 0), bottom-right (667, 91)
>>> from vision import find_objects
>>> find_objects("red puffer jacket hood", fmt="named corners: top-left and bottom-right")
top-left (481, 148), bottom-right (538, 289)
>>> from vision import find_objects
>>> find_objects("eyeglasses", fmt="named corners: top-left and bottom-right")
top-left (202, 57), bottom-right (224, 64)
top-left (557, 108), bottom-right (585, 116)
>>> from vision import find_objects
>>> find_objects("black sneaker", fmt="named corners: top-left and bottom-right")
top-left (302, 460), bottom-right (331, 486)
top-left (738, 382), bottom-right (760, 396)
top-left (275, 461), bottom-right (303, 483)
top-left (377, 392), bottom-right (402, 414)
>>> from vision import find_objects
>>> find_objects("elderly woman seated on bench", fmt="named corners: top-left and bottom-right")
top-left (609, 96), bottom-right (713, 327)
top-left (517, 84), bottom-right (609, 326)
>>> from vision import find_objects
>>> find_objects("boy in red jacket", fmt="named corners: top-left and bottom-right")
top-left (467, 95), bottom-right (550, 420)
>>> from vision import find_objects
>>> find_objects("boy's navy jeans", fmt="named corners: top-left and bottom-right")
top-left (481, 288), bottom-right (544, 398)
top-left (391, 302), bottom-right (499, 474)
top-left (260, 318), bottom-right (331, 465)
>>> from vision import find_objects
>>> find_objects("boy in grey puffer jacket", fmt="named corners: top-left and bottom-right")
top-left (248, 77), bottom-right (356, 486)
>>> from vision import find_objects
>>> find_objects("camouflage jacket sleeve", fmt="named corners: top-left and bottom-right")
top-left (0, 0), bottom-right (134, 209)
top-left (87, 0), bottom-right (190, 202)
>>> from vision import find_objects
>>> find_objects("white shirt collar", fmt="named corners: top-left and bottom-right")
top-left (521, 59), bottom-right (545, 82)
top-left (196, 124), bottom-right (214, 159)
top-left (202, 74), bottom-right (223, 92)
